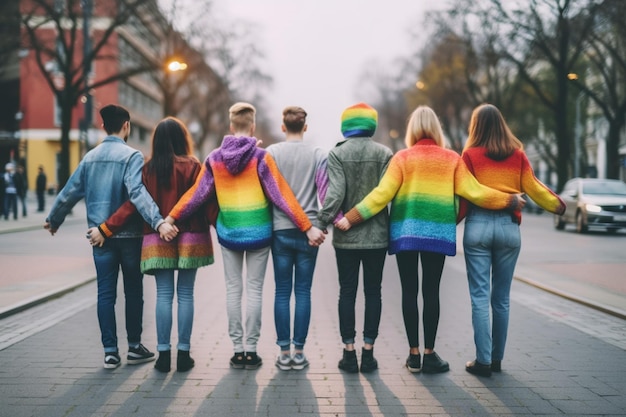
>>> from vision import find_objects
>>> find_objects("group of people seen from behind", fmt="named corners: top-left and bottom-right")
top-left (44, 100), bottom-right (565, 378)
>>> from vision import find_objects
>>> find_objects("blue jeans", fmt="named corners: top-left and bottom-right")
top-left (92, 238), bottom-right (144, 353)
top-left (271, 229), bottom-right (319, 351)
top-left (3, 193), bottom-right (17, 220)
top-left (154, 269), bottom-right (197, 352)
top-left (463, 208), bottom-right (521, 365)
top-left (335, 248), bottom-right (387, 345)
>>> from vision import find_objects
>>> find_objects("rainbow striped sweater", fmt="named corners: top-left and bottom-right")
top-left (344, 139), bottom-right (517, 256)
top-left (169, 135), bottom-right (312, 251)
top-left (460, 147), bottom-right (566, 223)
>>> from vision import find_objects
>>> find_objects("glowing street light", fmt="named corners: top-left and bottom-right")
top-left (167, 60), bottom-right (188, 72)
top-left (415, 80), bottom-right (426, 90)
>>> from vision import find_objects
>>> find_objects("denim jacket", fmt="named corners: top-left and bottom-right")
top-left (47, 135), bottom-right (164, 238)
top-left (318, 136), bottom-right (393, 249)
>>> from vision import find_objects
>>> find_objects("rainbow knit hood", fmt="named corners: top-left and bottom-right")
top-left (341, 102), bottom-right (378, 138)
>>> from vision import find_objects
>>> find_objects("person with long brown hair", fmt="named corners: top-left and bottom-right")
top-left (460, 104), bottom-right (565, 377)
top-left (90, 117), bottom-right (215, 373)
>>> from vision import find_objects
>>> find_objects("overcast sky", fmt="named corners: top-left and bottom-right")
top-left (213, 1), bottom-right (445, 150)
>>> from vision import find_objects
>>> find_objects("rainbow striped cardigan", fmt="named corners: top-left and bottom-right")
top-left (169, 135), bottom-right (312, 251)
top-left (344, 139), bottom-right (517, 256)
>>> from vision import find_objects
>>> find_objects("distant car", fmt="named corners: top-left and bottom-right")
top-left (554, 178), bottom-right (626, 233)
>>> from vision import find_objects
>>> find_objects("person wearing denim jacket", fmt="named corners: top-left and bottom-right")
top-left (317, 103), bottom-right (393, 373)
top-left (45, 104), bottom-right (177, 369)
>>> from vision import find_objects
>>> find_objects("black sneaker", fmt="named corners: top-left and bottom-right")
top-left (154, 350), bottom-right (171, 372)
top-left (421, 352), bottom-right (449, 374)
top-left (405, 353), bottom-right (421, 373)
top-left (359, 348), bottom-right (378, 373)
top-left (104, 352), bottom-right (121, 369)
top-left (245, 352), bottom-right (263, 370)
top-left (230, 352), bottom-right (245, 369)
top-left (491, 360), bottom-right (502, 372)
top-left (127, 344), bottom-right (156, 365)
top-left (338, 349), bottom-right (358, 373)
top-left (177, 350), bottom-right (195, 372)
top-left (466, 360), bottom-right (492, 377)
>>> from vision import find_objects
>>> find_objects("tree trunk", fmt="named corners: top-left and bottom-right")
top-left (555, 70), bottom-right (571, 192)
top-left (58, 91), bottom-right (75, 190)
top-left (606, 119), bottom-right (624, 179)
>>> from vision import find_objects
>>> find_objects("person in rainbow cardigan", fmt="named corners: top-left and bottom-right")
top-left (336, 106), bottom-right (525, 374)
top-left (165, 102), bottom-right (326, 370)
top-left (460, 104), bottom-right (565, 377)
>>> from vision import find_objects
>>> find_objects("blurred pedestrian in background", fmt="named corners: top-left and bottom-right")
top-left (15, 165), bottom-right (27, 217)
top-left (3, 162), bottom-right (18, 220)
top-left (36, 165), bottom-right (47, 212)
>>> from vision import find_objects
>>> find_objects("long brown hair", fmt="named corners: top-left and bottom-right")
top-left (464, 104), bottom-right (522, 160)
top-left (146, 117), bottom-right (195, 187)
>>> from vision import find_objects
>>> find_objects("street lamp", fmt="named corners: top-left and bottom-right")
top-left (166, 60), bottom-right (188, 72)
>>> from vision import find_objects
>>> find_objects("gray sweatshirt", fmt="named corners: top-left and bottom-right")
top-left (266, 140), bottom-right (328, 231)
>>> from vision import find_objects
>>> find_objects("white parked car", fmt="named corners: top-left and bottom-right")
top-left (554, 178), bottom-right (626, 233)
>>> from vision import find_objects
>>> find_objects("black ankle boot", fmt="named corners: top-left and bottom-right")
top-left (154, 350), bottom-right (171, 372)
top-left (338, 349), bottom-right (358, 373)
top-left (359, 347), bottom-right (378, 373)
top-left (177, 350), bottom-right (195, 372)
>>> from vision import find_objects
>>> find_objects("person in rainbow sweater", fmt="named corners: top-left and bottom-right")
top-left (165, 102), bottom-right (326, 370)
top-left (460, 104), bottom-right (565, 377)
top-left (336, 106), bottom-right (525, 374)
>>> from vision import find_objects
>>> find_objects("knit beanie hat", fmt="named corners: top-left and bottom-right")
top-left (341, 102), bottom-right (378, 138)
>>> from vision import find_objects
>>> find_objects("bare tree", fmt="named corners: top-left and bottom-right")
top-left (357, 59), bottom-right (411, 153)
top-left (483, 0), bottom-right (601, 191)
top-left (20, 0), bottom-right (160, 188)
top-left (571, 0), bottom-right (626, 179)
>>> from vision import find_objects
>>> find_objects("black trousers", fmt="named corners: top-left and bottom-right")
top-left (334, 247), bottom-right (387, 345)
top-left (395, 250), bottom-right (446, 350)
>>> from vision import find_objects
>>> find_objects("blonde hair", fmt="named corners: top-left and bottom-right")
top-left (464, 104), bottom-right (522, 160)
top-left (404, 106), bottom-right (446, 148)
top-left (229, 102), bottom-right (256, 132)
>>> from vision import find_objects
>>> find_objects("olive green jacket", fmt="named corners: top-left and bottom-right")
top-left (318, 136), bottom-right (393, 249)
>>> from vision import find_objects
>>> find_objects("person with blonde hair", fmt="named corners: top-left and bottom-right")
top-left (165, 102), bottom-right (326, 370)
top-left (460, 104), bottom-right (565, 377)
top-left (336, 105), bottom-right (525, 374)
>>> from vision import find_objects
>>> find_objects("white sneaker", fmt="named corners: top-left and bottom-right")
top-left (275, 353), bottom-right (292, 370)
top-left (291, 352), bottom-right (309, 370)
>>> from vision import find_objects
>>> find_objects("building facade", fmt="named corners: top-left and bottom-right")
top-left (2, 0), bottom-right (210, 192)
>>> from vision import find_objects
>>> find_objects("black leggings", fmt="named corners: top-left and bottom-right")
top-left (395, 251), bottom-right (446, 349)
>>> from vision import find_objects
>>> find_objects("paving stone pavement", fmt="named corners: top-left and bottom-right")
top-left (0, 238), bottom-right (625, 417)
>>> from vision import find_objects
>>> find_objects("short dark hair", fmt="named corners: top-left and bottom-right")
top-left (282, 106), bottom-right (307, 133)
top-left (100, 104), bottom-right (130, 134)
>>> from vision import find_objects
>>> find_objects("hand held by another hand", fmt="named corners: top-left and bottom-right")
top-left (334, 217), bottom-right (352, 231)
top-left (158, 221), bottom-right (178, 241)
